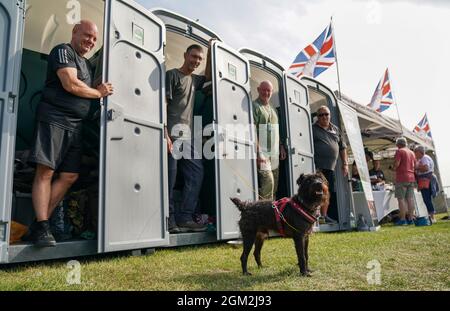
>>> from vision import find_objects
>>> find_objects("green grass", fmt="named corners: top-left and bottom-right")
top-left (1, 215), bottom-right (449, 291)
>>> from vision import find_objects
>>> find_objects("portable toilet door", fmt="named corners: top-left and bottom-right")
top-left (99, 0), bottom-right (169, 252)
top-left (211, 41), bottom-right (258, 240)
top-left (0, 0), bottom-right (25, 263)
top-left (282, 73), bottom-right (315, 196)
top-left (301, 77), bottom-right (353, 231)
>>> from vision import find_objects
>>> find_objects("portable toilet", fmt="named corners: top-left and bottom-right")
top-left (238, 48), bottom-right (315, 200)
top-left (1, 0), bottom-right (174, 263)
top-left (153, 9), bottom-right (258, 243)
top-left (301, 77), bottom-right (355, 231)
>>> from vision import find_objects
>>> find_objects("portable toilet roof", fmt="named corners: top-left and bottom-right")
top-left (151, 8), bottom-right (223, 42)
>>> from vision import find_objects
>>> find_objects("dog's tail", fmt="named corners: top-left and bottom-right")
top-left (230, 197), bottom-right (246, 212)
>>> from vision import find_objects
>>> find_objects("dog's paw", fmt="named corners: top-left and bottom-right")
top-left (243, 271), bottom-right (252, 276)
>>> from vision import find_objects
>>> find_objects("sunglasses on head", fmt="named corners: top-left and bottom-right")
top-left (318, 113), bottom-right (330, 117)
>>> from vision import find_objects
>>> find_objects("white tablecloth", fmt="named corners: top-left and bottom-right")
top-left (352, 190), bottom-right (429, 221)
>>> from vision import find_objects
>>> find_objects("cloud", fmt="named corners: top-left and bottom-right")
top-left (137, 0), bottom-right (313, 65)
top-left (354, 0), bottom-right (450, 8)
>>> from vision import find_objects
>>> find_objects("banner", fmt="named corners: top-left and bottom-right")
top-left (337, 100), bottom-right (379, 228)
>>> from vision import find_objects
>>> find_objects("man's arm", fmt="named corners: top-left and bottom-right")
top-left (417, 162), bottom-right (429, 173)
top-left (340, 148), bottom-right (349, 176)
top-left (57, 67), bottom-right (113, 99)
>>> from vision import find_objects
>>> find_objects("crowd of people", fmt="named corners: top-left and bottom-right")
top-left (352, 137), bottom-right (438, 226)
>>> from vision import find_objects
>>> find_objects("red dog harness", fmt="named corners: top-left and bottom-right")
top-left (272, 197), bottom-right (317, 236)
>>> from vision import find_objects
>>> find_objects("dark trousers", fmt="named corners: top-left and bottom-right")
top-left (318, 168), bottom-right (338, 219)
top-left (420, 187), bottom-right (435, 215)
top-left (168, 145), bottom-right (204, 224)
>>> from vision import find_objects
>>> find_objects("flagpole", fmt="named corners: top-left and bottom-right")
top-left (387, 69), bottom-right (404, 136)
top-left (331, 16), bottom-right (343, 100)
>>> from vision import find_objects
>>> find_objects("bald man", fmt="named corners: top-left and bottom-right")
top-left (253, 81), bottom-right (286, 200)
top-left (26, 20), bottom-right (113, 247)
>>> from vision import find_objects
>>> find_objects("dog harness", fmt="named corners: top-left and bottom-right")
top-left (272, 198), bottom-right (317, 236)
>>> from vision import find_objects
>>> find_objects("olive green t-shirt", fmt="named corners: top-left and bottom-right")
top-left (252, 98), bottom-right (279, 156)
top-left (166, 69), bottom-right (206, 139)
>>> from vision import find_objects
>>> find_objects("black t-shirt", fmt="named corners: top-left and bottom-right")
top-left (37, 43), bottom-right (93, 131)
top-left (369, 169), bottom-right (385, 184)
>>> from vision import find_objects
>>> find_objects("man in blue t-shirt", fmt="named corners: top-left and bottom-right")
top-left (26, 20), bottom-right (114, 247)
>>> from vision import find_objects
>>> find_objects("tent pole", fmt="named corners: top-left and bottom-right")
top-left (387, 69), bottom-right (404, 136)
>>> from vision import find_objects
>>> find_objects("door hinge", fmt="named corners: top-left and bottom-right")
top-left (17, 0), bottom-right (26, 18)
top-left (8, 93), bottom-right (16, 114)
top-left (186, 24), bottom-right (193, 36)
top-left (107, 109), bottom-right (120, 121)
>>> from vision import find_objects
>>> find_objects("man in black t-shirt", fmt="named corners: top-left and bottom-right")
top-left (26, 20), bottom-right (113, 247)
top-left (312, 105), bottom-right (349, 224)
top-left (369, 159), bottom-right (386, 191)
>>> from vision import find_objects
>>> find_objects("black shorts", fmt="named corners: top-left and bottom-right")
top-left (28, 121), bottom-right (82, 173)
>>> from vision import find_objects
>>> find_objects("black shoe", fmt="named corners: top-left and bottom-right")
top-left (178, 221), bottom-right (207, 232)
top-left (169, 224), bottom-right (181, 234)
top-left (168, 217), bottom-right (181, 233)
top-left (26, 220), bottom-right (56, 247)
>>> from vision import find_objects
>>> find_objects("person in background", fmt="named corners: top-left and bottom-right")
top-left (393, 137), bottom-right (416, 225)
top-left (369, 158), bottom-right (386, 191)
top-left (414, 145), bottom-right (437, 223)
top-left (351, 162), bottom-right (362, 192)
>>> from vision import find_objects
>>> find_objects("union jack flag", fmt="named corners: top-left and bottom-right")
top-left (288, 22), bottom-right (336, 78)
top-left (368, 68), bottom-right (394, 112)
top-left (413, 113), bottom-right (432, 139)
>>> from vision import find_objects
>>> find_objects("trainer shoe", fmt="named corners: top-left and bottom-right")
top-left (177, 221), bottom-right (207, 232)
top-left (168, 218), bottom-right (181, 234)
top-left (25, 220), bottom-right (56, 247)
top-left (169, 224), bottom-right (181, 234)
top-left (394, 219), bottom-right (408, 226)
top-left (324, 216), bottom-right (338, 224)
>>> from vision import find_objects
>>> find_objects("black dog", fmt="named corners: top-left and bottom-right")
top-left (230, 173), bottom-right (329, 277)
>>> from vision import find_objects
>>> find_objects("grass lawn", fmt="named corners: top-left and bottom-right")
top-left (0, 215), bottom-right (449, 291)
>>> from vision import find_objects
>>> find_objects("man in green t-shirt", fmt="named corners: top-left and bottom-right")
top-left (253, 81), bottom-right (286, 200)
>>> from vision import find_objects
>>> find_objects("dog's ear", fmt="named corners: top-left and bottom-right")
top-left (297, 174), bottom-right (306, 186)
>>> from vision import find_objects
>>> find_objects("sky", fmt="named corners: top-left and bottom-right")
top-left (137, 0), bottom-right (450, 187)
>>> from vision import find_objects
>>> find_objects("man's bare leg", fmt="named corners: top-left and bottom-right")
top-left (47, 172), bottom-right (79, 218)
top-left (32, 164), bottom-right (55, 221)
top-left (30, 164), bottom-right (57, 246)
top-left (406, 195), bottom-right (416, 221)
top-left (397, 198), bottom-right (407, 221)
top-left (321, 202), bottom-right (329, 218)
